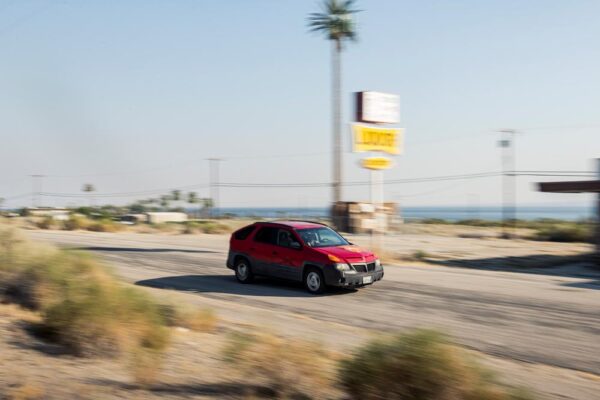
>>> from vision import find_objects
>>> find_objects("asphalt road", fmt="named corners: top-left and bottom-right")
top-left (28, 230), bottom-right (600, 399)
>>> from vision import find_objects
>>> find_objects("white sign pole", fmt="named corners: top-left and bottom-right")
top-left (376, 169), bottom-right (384, 251)
top-left (369, 167), bottom-right (384, 251)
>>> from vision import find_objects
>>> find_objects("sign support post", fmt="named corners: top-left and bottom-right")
top-left (369, 168), bottom-right (385, 249)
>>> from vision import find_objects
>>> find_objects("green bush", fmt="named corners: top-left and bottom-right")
top-left (200, 221), bottom-right (230, 234)
top-left (7, 250), bottom-right (169, 357)
top-left (412, 250), bottom-right (431, 261)
top-left (62, 215), bottom-right (89, 231)
top-left (339, 329), bottom-right (533, 400)
top-left (150, 222), bottom-right (180, 233)
top-left (0, 226), bottom-right (170, 374)
top-left (419, 218), bottom-right (450, 225)
top-left (533, 223), bottom-right (592, 243)
top-left (182, 221), bottom-right (201, 234)
top-left (36, 216), bottom-right (55, 230)
top-left (455, 219), bottom-right (503, 227)
top-left (87, 219), bottom-right (121, 233)
top-left (182, 221), bottom-right (230, 234)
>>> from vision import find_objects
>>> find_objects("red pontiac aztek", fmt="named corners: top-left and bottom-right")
top-left (226, 220), bottom-right (384, 294)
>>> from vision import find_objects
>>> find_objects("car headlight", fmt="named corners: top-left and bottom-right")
top-left (335, 264), bottom-right (357, 274)
top-left (335, 263), bottom-right (350, 271)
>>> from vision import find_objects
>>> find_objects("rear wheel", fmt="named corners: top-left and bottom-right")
top-left (304, 268), bottom-right (325, 294)
top-left (235, 258), bottom-right (254, 283)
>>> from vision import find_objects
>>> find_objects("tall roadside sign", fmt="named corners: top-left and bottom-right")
top-left (352, 91), bottom-right (402, 247)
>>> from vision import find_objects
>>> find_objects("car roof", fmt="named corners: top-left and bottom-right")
top-left (258, 220), bottom-right (327, 230)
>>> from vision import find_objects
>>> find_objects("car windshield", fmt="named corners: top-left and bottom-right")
top-left (297, 227), bottom-right (349, 248)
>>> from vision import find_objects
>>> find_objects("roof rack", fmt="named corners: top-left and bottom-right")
top-left (269, 219), bottom-right (328, 227)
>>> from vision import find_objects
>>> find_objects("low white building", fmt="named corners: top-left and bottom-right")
top-left (145, 212), bottom-right (188, 224)
top-left (27, 207), bottom-right (70, 221)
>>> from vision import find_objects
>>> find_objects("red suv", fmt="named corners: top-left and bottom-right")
top-left (226, 221), bottom-right (384, 294)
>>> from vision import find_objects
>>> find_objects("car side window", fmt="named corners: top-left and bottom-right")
top-left (234, 225), bottom-right (256, 240)
top-left (277, 229), bottom-right (301, 248)
top-left (253, 227), bottom-right (278, 245)
top-left (277, 229), bottom-right (293, 247)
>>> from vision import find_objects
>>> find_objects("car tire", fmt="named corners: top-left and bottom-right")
top-left (304, 268), bottom-right (325, 294)
top-left (235, 258), bottom-right (254, 283)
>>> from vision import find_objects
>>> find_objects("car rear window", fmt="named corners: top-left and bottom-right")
top-left (253, 226), bottom-right (278, 245)
top-left (234, 225), bottom-right (256, 240)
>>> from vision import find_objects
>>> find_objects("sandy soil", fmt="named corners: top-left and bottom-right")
top-left (0, 227), bottom-right (598, 399)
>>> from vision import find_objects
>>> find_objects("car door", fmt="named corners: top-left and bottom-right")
top-left (270, 229), bottom-right (304, 281)
top-left (250, 226), bottom-right (279, 276)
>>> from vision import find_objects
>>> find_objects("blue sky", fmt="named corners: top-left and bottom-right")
top-left (0, 0), bottom-right (599, 208)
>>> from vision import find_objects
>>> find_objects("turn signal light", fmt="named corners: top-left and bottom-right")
top-left (328, 254), bottom-right (342, 263)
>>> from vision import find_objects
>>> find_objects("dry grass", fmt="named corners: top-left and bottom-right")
top-left (223, 331), bottom-right (339, 399)
top-left (87, 219), bottom-right (123, 233)
top-left (182, 221), bottom-right (231, 234)
top-left (161, 303), bottom-right (218, 333)
top-left (62, 214), bottom-right (90, 231)
top-left (34, 216), bottom-right (56, 230)
top-left (127, 348), bottom-right (166, 386)
top-left (340, 329), bottom-right (534, 400)
top-left (6, 383), bottom-right (45, 400)
top-left (0, 225), bottom-right (171, 384)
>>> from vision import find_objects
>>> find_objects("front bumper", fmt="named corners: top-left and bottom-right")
top-left (324, 267), bottom-right (384, 287)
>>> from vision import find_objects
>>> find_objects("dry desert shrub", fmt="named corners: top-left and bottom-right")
top-left (161, 303), bottom-right (218, 333)
top-left (0, 227), bottom-right (171, 384)
top-left (223, 331), bottom-right (338, 399)
top-left (339, 329), bottom-right (534, 400)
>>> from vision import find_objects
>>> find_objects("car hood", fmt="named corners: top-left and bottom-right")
top-left (314, 245), bottom-right (375, 263)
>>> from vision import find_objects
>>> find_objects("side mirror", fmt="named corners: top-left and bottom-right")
top-left (290, 241), bottom-right (302, 249)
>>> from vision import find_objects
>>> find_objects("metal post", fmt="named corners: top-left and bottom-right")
top-left (499, 130), bottom-right (516, 238)
top-left (596, 159), bottom-right (600, 257)
top-left (30, 174), bottom-right (44, 208)
top-left (369, 169), bottom-right (384, 251)
top-left (376, 170), bottom-right (384, 251)
top-left (370, 169), bottom-right (375, 247)
top-left (208, 158), bottom-right (222, 218)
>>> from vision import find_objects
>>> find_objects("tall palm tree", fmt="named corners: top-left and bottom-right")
top-left (308, 0), bottom-right (359, 205)
top-left (187, 192), bottom-right (198, 218)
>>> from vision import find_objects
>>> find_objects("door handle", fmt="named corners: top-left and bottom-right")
top-left (250, 247), bottom-right (256, 251)
top-left (272, 251), bottom-right (278, 255)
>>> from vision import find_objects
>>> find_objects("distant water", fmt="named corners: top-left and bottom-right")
top-left (217, 206), bottom-right (594, 222)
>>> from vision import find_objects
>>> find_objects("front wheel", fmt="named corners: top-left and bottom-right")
top-left (235, 258), bottom-right (254, 283)
top-left (304, 268), bottom-right (325, 294)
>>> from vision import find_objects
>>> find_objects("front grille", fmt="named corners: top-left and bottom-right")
top-left (352, 262), bottom-right (376, 273)
top-left (352, 263), bottom-right (367, 273)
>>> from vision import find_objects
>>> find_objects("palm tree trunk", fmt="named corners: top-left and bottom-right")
top-left (331, 39), bottom-right (342, 205)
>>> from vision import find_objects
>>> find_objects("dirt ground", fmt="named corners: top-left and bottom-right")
top-left (1, 225), bottom-right (599, 399)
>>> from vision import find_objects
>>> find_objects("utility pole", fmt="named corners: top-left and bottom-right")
top-left (596, 159), bottom-right (600, 257)
top-left (498, 129), bottom-right (517, 238)
top-left (207, 158), bottom-right (223, 218)
top-left (30, 174), bottom-right (45, 208)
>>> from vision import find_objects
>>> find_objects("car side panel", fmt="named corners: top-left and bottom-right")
top-left (271, 248), bottom-right (304, 281)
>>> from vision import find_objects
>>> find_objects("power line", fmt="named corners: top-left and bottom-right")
top-left (17, 170), bottom-right (596, 200)
top-left (40, 183), bottom-right (209, 199)
top-left (218, 172), bottom-right (503, 188)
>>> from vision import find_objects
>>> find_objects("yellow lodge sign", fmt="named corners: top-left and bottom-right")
top-left (352, 124), bottom-right (403, 155)
top-left (361, 157), bottom-right (393, 170)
